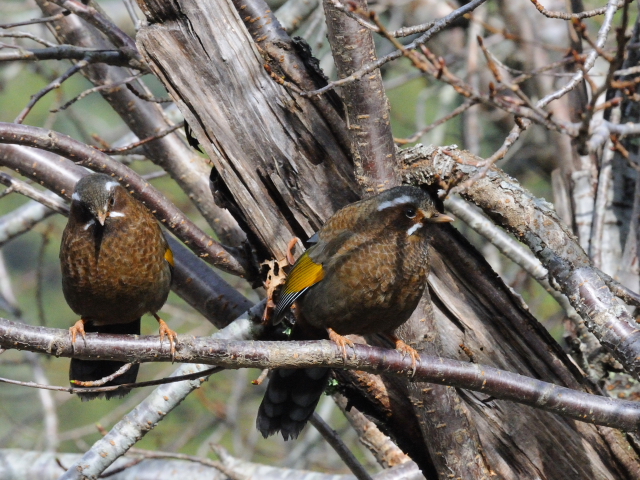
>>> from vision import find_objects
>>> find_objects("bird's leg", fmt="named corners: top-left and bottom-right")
top-left (384, 333), bottom-right (420, 375)
top-left (153, 313), bottom-right (178, 361)
top-left (69, 318), bottom-right (87, 345)
top-left (327, 327), bottom-right (356, 362)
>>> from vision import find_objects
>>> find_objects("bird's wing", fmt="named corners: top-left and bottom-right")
top-left (273, 250), bottom-right (325, 324)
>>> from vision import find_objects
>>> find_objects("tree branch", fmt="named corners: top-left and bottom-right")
top-left (1, 318), bottom-right (639, 433)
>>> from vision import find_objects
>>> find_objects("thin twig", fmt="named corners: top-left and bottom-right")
top-left (2, 318), bottom-right (640, 432)
top-left (310, 413), bottom-right (373, 480)
top-left (99, 121), bottom-right (185, 154)
top-left (14, 60), bottom-right (88, 124)
top-left (125, 82), bottom-right (173, 103)
top-left (0, 172), bottom-right (68, 214)
top-left (528, 0), bottom-right (624, 20)
top-left (51, 73), bottom-right (144, 112)
top-left (0, 365), bottom-right (223, 395)
top-left (71, 363), bottom-right (134, 387)
top-left (538, 0), bottom-right (621, 107)
top-left (0, 12), bottom-right (70, 29)
top-left (395, 100), bottom-right (476, 145)
top-left (0, 31), bottom-right (57, 47)
top-left (49, 0), bottom-right (146, 70)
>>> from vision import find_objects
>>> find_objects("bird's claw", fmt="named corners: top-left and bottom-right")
top-left (328, 328), bottom-right (356, 362)
top-left (157, 317), bottom-right (178, 361)
top-left (69, 319), bottom-right (87, 347)
top-left (395, 339), bottom-right (420, 376)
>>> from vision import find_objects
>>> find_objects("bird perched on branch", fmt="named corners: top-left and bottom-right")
top-left (256, 185), bottom-right (453, 440)
top-left (60, 173), bottom-right (176, 400)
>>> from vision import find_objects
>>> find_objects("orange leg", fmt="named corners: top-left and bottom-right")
top-left (327, 327), bottom-right (356, 361)
top-left (69, 318), bottom-right (87, 345)
top-left (154, 313), bottom-right (178, 360)
top-left (385, 333), bottom-right (420, 375)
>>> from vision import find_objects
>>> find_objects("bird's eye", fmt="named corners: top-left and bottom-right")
top-left (405, 206), bottom-right (417, 218)
top-left (108, 196), bottom-right (115, 207)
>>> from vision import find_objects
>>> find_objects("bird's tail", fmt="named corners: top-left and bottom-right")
top-left (69, 318), bottom-right (141, 401)
top-left (256, 366), bottom-right (331, 440)
top-left (256, 320), bottom-right (333, 440)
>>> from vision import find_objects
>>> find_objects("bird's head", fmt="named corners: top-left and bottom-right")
top-left (365, 186), bottom-right (454, 238)
top-left (70, 174), bottom-right (128, 229)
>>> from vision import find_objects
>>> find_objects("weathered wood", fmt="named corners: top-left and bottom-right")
top-left (136, 0), bottom-right (358, 261)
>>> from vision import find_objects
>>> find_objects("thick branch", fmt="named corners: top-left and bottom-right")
top-left (2, 319), bottom-right (640, 432)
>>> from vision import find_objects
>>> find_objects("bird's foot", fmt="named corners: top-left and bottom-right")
top-left (154, 315), bottom-right (177, 361)
top-left (327, 328), bottom-right (356, 362)
top-left (69, 319), bottom-right (87, 346)
top-left (392, 337), bottom-right (420, 376)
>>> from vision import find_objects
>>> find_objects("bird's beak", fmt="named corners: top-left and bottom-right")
top-left (96, 210), bottom-right (108, 226)
top-left (424, 212), bottom-right (454, 223)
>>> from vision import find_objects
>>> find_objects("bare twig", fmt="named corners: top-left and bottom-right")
top-left (125, 82), bottom-right (173, 103)
top-left (0, 30), bottom-right (57, 47)
top-left (310, 413), bottom-right (373, 480)
top-left (395, 100), bottom-right (476, 145)
top-left (0, 45), bottom-right (135, 67)
top-left (0, 365), bottom-right (223, 395)
top-left (539, 0), bottom-right (620, 107)
top-left (71, 363), bottom-right (134, 387)
top-left (528, 0), bottom-right (624, 20)
top-left (14, 60), bottom-right (88, 123)
top-left (51, 73), bottom-right (144, 112)
top-left (99, 121), bottom-right (185, 154)
top-left (0, 11), bottom-right (70, 29)
top-left (0, 171), bottom-right (68, 214)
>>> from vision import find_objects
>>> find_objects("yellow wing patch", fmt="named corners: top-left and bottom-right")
top-left (282, 252), bottom-right (324, 295)
top-left (164, 247), bottom-right (174, 267)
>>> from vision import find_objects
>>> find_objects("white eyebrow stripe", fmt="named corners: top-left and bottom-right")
top-left (377, 195), bottom-right (413, 211)
top-left (407, 223), bottom-right (422, 236)
top-left (72, 192), bottom-right (80, 201)
top-left (83, 219), bottom-right (95, 231)
top-left (109, 211), bottom-right (125, 217)
top-left (105, 181), bottom-right (120, 190)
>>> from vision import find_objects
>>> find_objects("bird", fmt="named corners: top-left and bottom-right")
top-left (256, 185), bottom-right (453, 440)
top-left (60, 173), bottom-right (177, 400)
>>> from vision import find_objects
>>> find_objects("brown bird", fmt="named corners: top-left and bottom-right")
top-left (257, 185), bottom-right (453, 439)
top-left (60, 173), bottom-right (176, 400)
